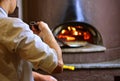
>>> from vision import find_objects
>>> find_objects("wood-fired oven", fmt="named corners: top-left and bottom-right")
top-left (52, 0), bottom-right (106, 53)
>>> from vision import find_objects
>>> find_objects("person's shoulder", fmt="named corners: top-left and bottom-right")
top-left (7, 17), bottom-right (23, 23)
top-left (0, 17), bottom-right (29, 30)
top-left (4, 17), bottom-right (28, 26)
top-left (0, 17), bottom-right (23, 24)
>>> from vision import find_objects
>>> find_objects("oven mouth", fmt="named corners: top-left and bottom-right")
top-left (52, 21), bottom-right (106, 52)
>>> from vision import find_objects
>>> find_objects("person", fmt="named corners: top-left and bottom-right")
top-left (32, 71), bottom-right (58, 81)
top-left (0, 0), bottom-right (64, 81)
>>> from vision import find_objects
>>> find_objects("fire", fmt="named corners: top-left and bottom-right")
top-left (73, 31), bottom-right (78, 36)
top-left (61, 29), bottom-right (66, 34)
top-left (58, 35), bottom-right (75, 41)
top-left (84, 32), bottom-right (90, 40)
top-left (57, 26), bottom-right (91, 41)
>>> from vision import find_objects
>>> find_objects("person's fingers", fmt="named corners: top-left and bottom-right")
top-left (50, 76), bottom-right (58, 81)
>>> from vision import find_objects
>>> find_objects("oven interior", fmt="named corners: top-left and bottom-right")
top-left (53, 21), bottom-right (106, 53)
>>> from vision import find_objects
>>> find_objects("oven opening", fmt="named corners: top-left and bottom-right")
top-left (53, 22), bottom-right (106, 53)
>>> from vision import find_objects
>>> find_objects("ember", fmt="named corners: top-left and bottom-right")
top-left (57, 25), bottom-right (92, 42)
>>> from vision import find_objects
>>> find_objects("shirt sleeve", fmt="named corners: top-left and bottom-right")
top-left (7, 18), bottom-right (58, 73)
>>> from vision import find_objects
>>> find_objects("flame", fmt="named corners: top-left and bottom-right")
top-left (84, 32), bottom-right (90, 40)
top-left (57, 26), bottom-right (91, 41)
top-left (58, 35), bottom-right (75, 41)
top-left (71, 27), bottom-right (76, 31)
top-left (61, 29), bottom-right (66, 34)
top-left (73, 31), bottom-right (78, 36)
top-left (68, 26), bottom-right (71, 31)
top-left (66, 36), bottom-right (75, 41)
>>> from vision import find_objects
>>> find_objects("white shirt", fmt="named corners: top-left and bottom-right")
top-left (0, 7), bottom-right (58, 81)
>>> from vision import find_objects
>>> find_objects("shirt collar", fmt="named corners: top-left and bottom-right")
top-left (0, 7), bottom-right (8, 18)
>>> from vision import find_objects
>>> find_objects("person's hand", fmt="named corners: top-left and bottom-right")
top-left (33, 71), bottom-right (57, 81)
top-left (37, 21), bottom-right (53, 39)
top-left (31, 21), bottom-right (53, 40)
top-left (30, 21), bottom-right (41, 35)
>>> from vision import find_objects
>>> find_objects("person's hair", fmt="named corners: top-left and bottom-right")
top-left (0, 0), bottom-right (4, 1)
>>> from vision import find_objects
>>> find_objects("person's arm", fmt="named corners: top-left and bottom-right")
top-left (32, 71), bottom-right (57, 81)
top-left (31, 21), bottom-right (64, 73)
